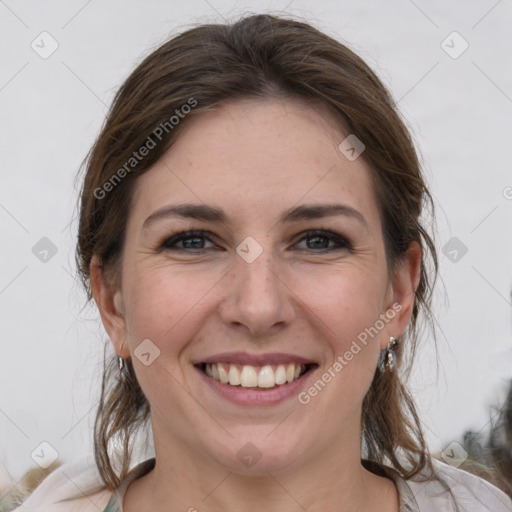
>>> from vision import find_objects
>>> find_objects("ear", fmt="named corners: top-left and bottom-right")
top-left (90, 255), bottom-right (130, 358)
top-left (381, 241), bottom-right (422, 349)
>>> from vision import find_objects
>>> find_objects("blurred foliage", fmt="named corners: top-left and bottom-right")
top-left (433, 378), bottom-right (512, 497)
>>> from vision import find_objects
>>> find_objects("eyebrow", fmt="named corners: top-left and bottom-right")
top-left (142, 202), bottom-right (368, 229)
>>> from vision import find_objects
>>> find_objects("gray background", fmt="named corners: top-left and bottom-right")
top-left (1, 0), bottom-right (511, 480)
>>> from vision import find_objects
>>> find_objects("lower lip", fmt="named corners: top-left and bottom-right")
top-left (195, 365), bottom-right (317, 406)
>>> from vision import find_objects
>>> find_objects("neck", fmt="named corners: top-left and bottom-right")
top-left (124, 417), bottom-right (398, 512)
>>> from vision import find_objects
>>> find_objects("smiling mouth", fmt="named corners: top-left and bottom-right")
top-left (197, 362), bottom-right (316, 389)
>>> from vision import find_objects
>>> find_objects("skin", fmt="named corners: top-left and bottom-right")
top-left (91, 97), bottom-right (421, 512)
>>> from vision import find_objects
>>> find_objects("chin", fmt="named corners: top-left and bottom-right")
top-left (206, 429), bottom-right (305, 475)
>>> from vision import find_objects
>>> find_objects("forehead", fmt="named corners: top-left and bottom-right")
top-left (129, 98), bottom-right (381, 231)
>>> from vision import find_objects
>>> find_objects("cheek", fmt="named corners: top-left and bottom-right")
top-left (122, 266), bottom-right (211, 350)
top-left (294, 262), bottom-right (387, 337)
top-left (120, 268), bottom-right (210, 405)
top-left (297, 274), bottom-right (384, 418)
top-left (297, 265), bottom-right (386, 392)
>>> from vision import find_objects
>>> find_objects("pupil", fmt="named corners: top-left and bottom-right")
top-left (184, 237), bottom-right (204, 249)
top-left (308, 235), bottom-right (328, 249)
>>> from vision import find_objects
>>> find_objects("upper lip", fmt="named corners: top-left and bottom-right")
top-left (192, 352), bottom-right (317, 366)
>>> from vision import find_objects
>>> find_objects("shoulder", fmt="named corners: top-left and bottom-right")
top-left (407, 457), bottom-right (512, 512)
top-left (10, 454), bottom-right (113, 512)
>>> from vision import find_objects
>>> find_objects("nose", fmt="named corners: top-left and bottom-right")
top-left (218, 248), bottom-right (296, 338)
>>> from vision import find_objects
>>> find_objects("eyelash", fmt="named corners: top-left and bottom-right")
top-left (157, 229), bottom-right (352, 253)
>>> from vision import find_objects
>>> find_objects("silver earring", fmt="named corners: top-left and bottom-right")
top-left (379, 336), bottom-right (398, 373)
top-left (118, 339), bottom-right (126, 372)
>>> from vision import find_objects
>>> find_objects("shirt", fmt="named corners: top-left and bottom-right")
top-left (11, 453), bottom-right (512, 511)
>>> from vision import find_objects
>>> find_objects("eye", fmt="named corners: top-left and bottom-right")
top-left (294, 230), bottom-right (352, 252)
top-left (158, 229), bottom-right (352, 253)
top-left (159, 230), bottom-right (218, 251)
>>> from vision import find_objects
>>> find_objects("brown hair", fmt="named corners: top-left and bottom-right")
top-left (75, 13), bottom-right (438, 491)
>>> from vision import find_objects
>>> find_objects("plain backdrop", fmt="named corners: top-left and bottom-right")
top-left (1, 0), bottom-right (511, 480)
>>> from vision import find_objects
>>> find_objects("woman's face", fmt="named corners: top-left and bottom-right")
top-left (95, 98), bottom-right (418, 474)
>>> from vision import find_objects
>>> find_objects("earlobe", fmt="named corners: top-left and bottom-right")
top-left (90, 255), bottom-right (128, 357)
top-left (382, 241), bottom-right (422, 346)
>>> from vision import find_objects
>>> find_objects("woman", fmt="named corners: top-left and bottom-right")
top-left (13, 13), bottom-right (512, 512)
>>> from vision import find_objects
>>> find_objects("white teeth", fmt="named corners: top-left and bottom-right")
top-left (228, 365), bottom-right (241, 386)
top-left (240, 366), bottom-right (258, 387)
top-left (218, 364), bottom-right (229, 383)
top-left (204, 362), bottom-right (307, 388)
top-left (275, 364), bottom-right (287, 385)
top-left (286, 364), bottom-right (295, 383)
top-left (258, 366), bottom-right (275, 388)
